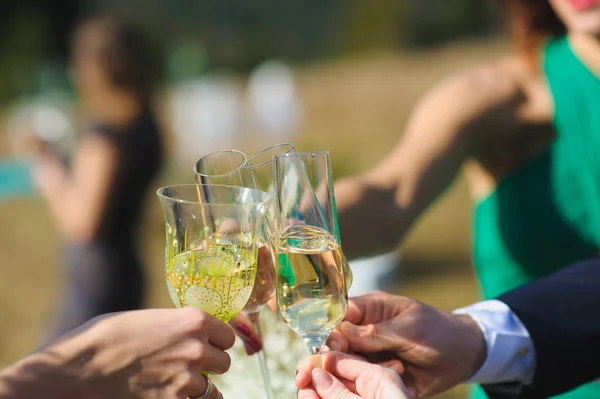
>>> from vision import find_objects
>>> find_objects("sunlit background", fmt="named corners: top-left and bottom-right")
top-left (1, 1), bottom-right (509, 397)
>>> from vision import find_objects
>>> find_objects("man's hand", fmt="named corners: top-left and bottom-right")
top-left (327, 292), bottom-right (487, 397)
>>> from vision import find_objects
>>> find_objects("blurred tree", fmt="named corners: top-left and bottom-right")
top-left (0, 0), bottom-right (80, 103)
top-left (0, 0), bottom-right (505, 104)
top-left (334, 0), bottom-right (407, 54)
top-left (401, 0), bottom-right (501, 48)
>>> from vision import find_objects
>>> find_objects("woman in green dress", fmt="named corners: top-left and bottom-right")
top-left (330, 1), bottom-right (600, 398)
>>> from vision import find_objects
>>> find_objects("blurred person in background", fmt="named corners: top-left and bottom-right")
top-left (327, 1), bottom-right (600, 398)
top-left (33, 15), bottom-right (164, 338)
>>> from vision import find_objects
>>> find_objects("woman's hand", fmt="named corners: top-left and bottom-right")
top-left (88, 308), bottom-right (234, 397)
top-left (228, 312), bottom-right (264, 355)
top-left (228, 245), bottom-right (276, 355)
top-left (296, 352), bottom-right (416, 399)
top-left (0, 308), bottom-right (234, 399)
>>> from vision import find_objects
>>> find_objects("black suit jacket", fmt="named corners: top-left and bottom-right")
top-left (483, 258), bottom-right (600, 399)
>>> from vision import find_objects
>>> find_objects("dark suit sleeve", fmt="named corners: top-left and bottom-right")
top-left (483, 257), bottom-right (600, 399)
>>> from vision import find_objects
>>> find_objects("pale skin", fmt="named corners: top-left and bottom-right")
top-left (0, 308), bottom-right (234, 399)
top-left (296, 352), bottom-right (418, 399)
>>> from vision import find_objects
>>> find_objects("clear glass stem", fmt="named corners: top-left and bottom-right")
top-left (247, 311), bottom-right (274, 399)
top-left (302, 333), bottom-right (329, 355)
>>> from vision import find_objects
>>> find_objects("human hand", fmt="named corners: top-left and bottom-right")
top-left (296, 351), bottom-right (417, 399)
top-left (25, 308), bottom-right (233, 399)
top-left (32, 152), bottom-right (66, 195)
top-left (9, 129), bottom-right (45, 157)
top-left (85, 308), bottom-right (234, 398)
top-left (228, 244), bottom-right (276, 355)
top-left (327, 292), bottom-right (486, 397)
top-left (228, 312), bottom-right (263, 355)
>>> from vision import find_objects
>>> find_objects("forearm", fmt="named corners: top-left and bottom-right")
top-left (35, 154), bottom-right (98, 240)
top-left (0, 327), bottom-right (102, 399)
top-left (335, 175), bottom-right (413, 260)
top-left (36, 157), bottom-right (71, 224)
top-left (497, 258), bottom-right (600, 398)
top-left (454, 300), bottom-right (535, 386)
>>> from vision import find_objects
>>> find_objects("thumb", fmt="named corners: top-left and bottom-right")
top-left (312, 368), bottom-right (361, 399)
top-left (340, 320), bottom-right (402, 354)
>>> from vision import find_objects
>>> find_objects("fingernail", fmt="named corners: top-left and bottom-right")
top-left (243, 341), bottom-right (257, 355)
top-left (312, 368), bottom-right (333, 389)
top-left (242, 336), bottom-right (263, 354)
top-left (235, 324), bottom-right (252, 338)
top-left (329, 341), bottom-right (341, 352)
top-left (247, 337), bottom-right (263, 352)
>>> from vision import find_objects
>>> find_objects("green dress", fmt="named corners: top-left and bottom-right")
top-left (471, 36), bottom-right (600, 399)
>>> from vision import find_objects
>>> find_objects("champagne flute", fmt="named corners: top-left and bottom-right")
top-left (272, 151), bottom-right (349, 359)
top-left (156, 184), bottom-right (269, 323)
top-left (244, 143), bottom-right (296, 294)
top-left (194, 149), bottom-right (256, 187)
top-left (194, 148), bottom-right (279, 399)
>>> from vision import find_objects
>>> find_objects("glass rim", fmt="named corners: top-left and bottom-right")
top-left (156, 183), bottom-right (270, 206)
top-left (273, 150), bottom-right (330, 162)
top-left (193, 149), bottom-right (249, 178)
top-left (245, 143), bottom-right (295, 169)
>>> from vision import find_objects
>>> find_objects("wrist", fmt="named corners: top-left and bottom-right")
top-left (455, 314), bottom-right (488, 379)
top-left (0, 325), bottom-right (105, 399)
top-left (0, 345), bottom-right (86, 399)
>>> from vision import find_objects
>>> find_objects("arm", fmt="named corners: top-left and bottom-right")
top-left (0, 308), bottom-right (234, 399)
top-left (0, 333), bottom-right (92, 399)
top-left (487, 257), bottom-right (600, 399)
top-left (34, 135), bottom-right (117, 242)
top-left (454, 300), bottom-right (536, 386)
top-left (324, 259), bottom-right (600, 398)
top-left (335, 66), bottom-right (522, 259)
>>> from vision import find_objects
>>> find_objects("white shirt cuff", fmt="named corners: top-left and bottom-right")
top-left (453, 299), bottom-right (536, 385)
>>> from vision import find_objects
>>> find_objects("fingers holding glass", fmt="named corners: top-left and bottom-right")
top-left (297, 352), bottom-right (414, 399)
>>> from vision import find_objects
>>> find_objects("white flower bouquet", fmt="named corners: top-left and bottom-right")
top-left (213, 308), bottom-right (309, 397)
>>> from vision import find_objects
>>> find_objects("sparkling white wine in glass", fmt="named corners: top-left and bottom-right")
top-left (157, 184), bottom-right (269, 323)
top-left (273, 150), bottom-right (349, 356)
top-left (276, 225), bottom-right (347, 352)
top-left (166, 241), bottom-right (258, 322)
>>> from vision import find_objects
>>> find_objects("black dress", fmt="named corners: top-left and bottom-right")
top-left (52, 106), bottom-right (163, 336)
